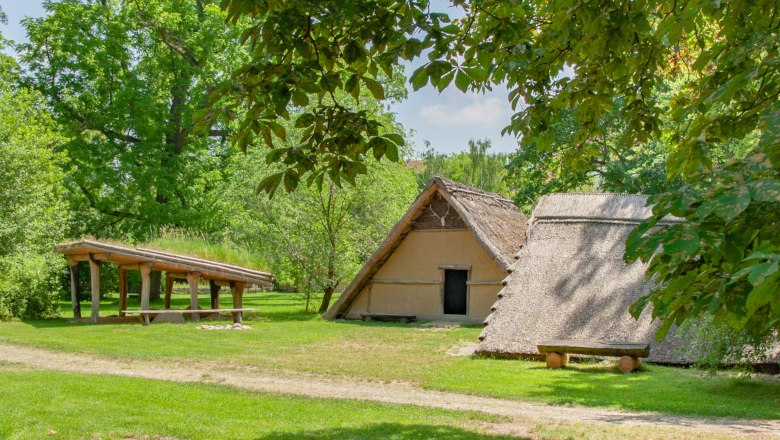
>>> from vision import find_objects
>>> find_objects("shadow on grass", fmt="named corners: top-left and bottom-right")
top-left (254, 423), bottom-right (520, 439)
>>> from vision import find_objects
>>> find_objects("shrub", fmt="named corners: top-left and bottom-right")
top-left (679, 316), bottom-right (777, 374)
top-left (0, 253), bottom-right (66, 321)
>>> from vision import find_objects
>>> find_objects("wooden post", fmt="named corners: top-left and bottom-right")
top-left (66, 259), bottom-right (81, 320)
top-left (186, 272), bottom-right (200, 322)
top-left (88, 254), bottom-right (101, 324)
top-left (140, 263), bottom-right (152, 311)
top-left (209, 280), bottom-right (220, 309)
top-left (618, 356), bottom-right (641, 374)
top-left (230, 281), bottom-right (245, 324)
top-left (118, 268), bottom-right (128, 317)
top-left (545, 352), bottom-right (569, 369)
top-left (164, 272), bottom-right (174, 310)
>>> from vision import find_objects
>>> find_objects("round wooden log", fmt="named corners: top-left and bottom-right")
top-left (618, 356), bottom-right (640, 373)
top-left (546, 352), bottom-right (568, 369)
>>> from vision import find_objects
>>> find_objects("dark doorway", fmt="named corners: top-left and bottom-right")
top-left (443, 269), bottom-right (468, 315)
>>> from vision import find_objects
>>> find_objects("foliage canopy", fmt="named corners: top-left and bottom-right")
top-left (219, 0), bottom-right (780, 336)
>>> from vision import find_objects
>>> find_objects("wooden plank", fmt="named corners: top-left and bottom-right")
top-left (187, 272), bottom-right (201, 322)
top-left (122, 308), bottom-right (256, 315)
top-left (118, 264), bottom-right (141, 271)
top-left (537, 340), bottom-right (650, 358)
top-left (140, 263), bottom-right (152, 311)
top-left (371, 278), bottom-right (442, 285)
top-left (88, 254), bottom-right (101, 324)
top-left (466, 280), bottom-right (503, 286)
top-left (231, 281), bottom-right (245, 324)
top-left (67, 260), bottom-right (81, 320)
top-left (118, 268), bottom-right (128, 317)
top-left (438, 264), bottom-right (471, 270)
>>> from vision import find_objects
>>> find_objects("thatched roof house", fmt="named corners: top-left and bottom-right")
top-left (324, 177), bottom-right (527, 322)
top-left (477, 193), bottom-right (697, 364)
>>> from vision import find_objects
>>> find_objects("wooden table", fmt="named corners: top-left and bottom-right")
top-left (537, 339), bottom-right (650, 373)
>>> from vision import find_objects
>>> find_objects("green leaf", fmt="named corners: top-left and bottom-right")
top-left (409, 68), bottom-right (429, 90)
top-left (283, 171), bottom-right (299, 192)
top-left (256, 172), bottom-right (284, 197)
top-left (759, 103), bottom-right (780, 167)
top-left (265, 148), bottom-right (285, 164)
top-left (748, 178), bottom-right (780, 203)
top-left (345, 74), bottom-right (360, 101)
top-left (385, 141), bottom-right (399, 162)
top-left (663, 224), bottom-right (700, 258)
top-left (363, 77), bottom-right (385, 100)
top-left (699, 186), bottom-right (751, 222)
top-left (382, 133), bottom-right (404, 145)
top-left (454, 69), bottom-right (470, 92)
top-left (746, 272), bottom-right (780, 314)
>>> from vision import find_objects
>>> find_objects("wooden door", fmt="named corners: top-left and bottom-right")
top-left (443, 269), bottom-right (468, 315)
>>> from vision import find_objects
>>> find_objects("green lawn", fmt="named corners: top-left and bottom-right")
top-left (0, 365), bottom-right (505, 440)
top-left (1, 292), bottom-right (778, 420)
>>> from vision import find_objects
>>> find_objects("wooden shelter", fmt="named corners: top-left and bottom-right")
top-left (55, 239), bottom-right (273, 324)
top-left (324, 177), bottom-right (528, 322)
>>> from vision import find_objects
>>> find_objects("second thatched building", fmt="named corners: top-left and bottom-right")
top-left (324, 177), bottom-right (527, 322)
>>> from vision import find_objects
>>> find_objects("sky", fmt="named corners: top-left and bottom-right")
top-left (1, 1), bottom-right (520, 155)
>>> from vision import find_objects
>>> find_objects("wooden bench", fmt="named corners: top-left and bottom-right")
top-left (537, 339), bottom-right (650, 373)
top-left (360, 313), bottom-right (416, 323)
top-left (123, 308), bottom-right (256, 326)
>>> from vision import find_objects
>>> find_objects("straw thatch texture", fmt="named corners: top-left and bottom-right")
top-left (323, 177), bottom-right (527, 320)
top-left (478, 193), bottom-right (693, 364)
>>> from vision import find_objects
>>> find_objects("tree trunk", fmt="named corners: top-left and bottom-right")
top-left (318, 285), bottom-right (335, 314)
top-left (150, 270), bottom-right (162, 301)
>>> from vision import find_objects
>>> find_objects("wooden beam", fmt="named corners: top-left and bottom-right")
top-left (69, 252), bottom-right (115, 262)
top-left (164, 272), bottom-right (174, 310)
top-left (88, 254), bottom-right (101, 324)
top-left (118, 264), bottom-right (141, 271)
top-left (67, 260), bottom-right (81, 320)
top-left (438, 264), bottom-right (471, 270)
top-left (187, 272), bottom-right (201, 322)
top-left (209, 280), bottom-right (220, 309)
top-left (118, 268), bottom-right (128, 317)
top-left (207, 279), bottom-right (233, 287)
top-left (371, 278), bottom-right (442, 285)
top-left (230, 281), bottom-right (245, 324)
top-left (165, 272), bottom-right (189, 280)
top-left (140, 263), bottom-right (153, 311)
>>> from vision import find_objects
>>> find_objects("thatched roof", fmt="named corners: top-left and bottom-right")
top-left (324, 177), bottom-right (528, 320)
top-left (477, 193), bottom-right (694, 363)
top-left (55, 239), bottom-right (273, 287)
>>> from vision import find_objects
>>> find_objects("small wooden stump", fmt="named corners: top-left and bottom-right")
top-left (618, 355), bottom-right (641, 373)
top-left (545, 352), bottom-right (569, 369)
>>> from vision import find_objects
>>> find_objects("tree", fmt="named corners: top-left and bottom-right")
top-left (226, 150), bottom-right (417, 313)
top-left (414, 139), bottom-right (510, 195)
top-left (20, 0), bottom-right (245, 239)
top-left (220, 0), bottom-right (779, 337)
top-left (0, 37), bottom-right (68, 320)
top-left (0, 43), bottom-right (67, 256)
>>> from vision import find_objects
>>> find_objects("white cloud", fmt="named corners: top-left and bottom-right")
top-left (418, 93), bottom-right (509, 129)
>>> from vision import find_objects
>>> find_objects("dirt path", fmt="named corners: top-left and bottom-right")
top-left (1, 342), bottom-right (777, 439)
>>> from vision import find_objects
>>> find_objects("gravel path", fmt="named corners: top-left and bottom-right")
top-left (0, 342), bottom-right (777, 438)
